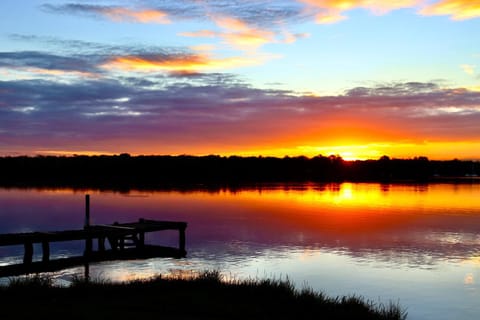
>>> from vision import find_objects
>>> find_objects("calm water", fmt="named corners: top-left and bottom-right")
top-left (1, 183), bottom-right (480, 319)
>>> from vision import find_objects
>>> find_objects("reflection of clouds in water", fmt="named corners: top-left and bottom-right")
top-left (426, 232), bottom-right (480, 246)
top-left (1, 185), bottom-right (479, 320)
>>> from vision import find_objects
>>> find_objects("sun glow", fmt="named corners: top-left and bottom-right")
top-left (297, 144), bottom-right (384, 160)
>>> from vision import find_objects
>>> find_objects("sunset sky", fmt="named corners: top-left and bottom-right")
top-left (1, 0), bottom-right (479, 160)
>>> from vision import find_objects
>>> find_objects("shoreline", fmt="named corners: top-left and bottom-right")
top-left (1, 271), bottom-right (407, 320)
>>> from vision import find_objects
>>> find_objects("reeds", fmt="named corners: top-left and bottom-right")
top-left (0, 271), bottom-right (407, 320)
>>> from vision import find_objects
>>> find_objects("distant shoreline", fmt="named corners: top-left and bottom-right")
top-left (0, 155), bottom-right (478, 190)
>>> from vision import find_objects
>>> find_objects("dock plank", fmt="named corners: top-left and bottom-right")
top-left (0, 220), bottom-right (186, 246)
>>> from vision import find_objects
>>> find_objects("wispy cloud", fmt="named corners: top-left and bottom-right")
top-left (41, 1), bottom-right (480, 29)
top-left (40, 3), bottom-right (304, 69)
top-left (299, 0), bottom-right (422, 24)
top-left (180, 16), bottom-right (276, 51)
top-left (420, 0), bottom-right (480, 20)
top-left (41, 1), bottom-right (309, 26)
top-left (212, 16), bottom-right (276, 50)
top-left (0, 51), bottom-right (99, 73)
top-left (42, 4), bottom-right (170, 24)
top-left (0, 51), bottom-right (105, 81)
top-left (299, 0), bottom-right (480, 23)
top-left (3, 33), bottom-right (256, 77)
top-left (100, 53), bottom-right (267, 74)
top-left (180, 14), bottom-right (308, 53)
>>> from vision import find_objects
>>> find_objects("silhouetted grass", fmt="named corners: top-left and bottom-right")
top-left (0, 271), bottom-right (407, 319)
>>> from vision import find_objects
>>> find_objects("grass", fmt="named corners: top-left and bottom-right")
top-left (0, 271), bottom-right (407, 320)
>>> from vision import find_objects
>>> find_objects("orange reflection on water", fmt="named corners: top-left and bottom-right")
top-left (3, 183), bottom-right (480, 243)
top-left (227, 183), bottom-right (480, 212)
top-left (70, 183), bottom-right (480, 237)
top-left (191, 183), bottom-right (480, 235)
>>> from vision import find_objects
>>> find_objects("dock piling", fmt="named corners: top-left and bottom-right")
top-left (84, 194), bottom-right (90, 228)
top-left (84, 194), bottom-right (92, 255)
top-left (179, 227), bottom-right (186, 251)
top-left (42, 241), bottom-right (50, 262)
top-left (23, 242), bottom-right (33, 264)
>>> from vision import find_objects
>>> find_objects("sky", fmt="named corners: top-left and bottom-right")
top-left (1, 0), bottom-right (480, 160)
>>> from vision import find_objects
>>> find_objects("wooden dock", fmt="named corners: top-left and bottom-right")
top-left (0, 195), bottom-right (188, 277)
top-left (0, 218), bottom-right (187, 277)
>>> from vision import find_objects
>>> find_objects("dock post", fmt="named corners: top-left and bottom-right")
top-left (84, 194), bottom-right (92, 255)
top-left (84, 194), bottom-right (90, 228)
top-left (42, 241), bottom-right (50, 262)
top-left (139, 232), bottom-right (145, 248)
top-left (23, 242), bottom-right (33, 264)
top-left (84, 262), bottom-right (90, 283)
top-left (179, 226), bottom-right (186, 252)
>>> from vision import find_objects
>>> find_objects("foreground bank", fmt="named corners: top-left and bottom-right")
top-left (0, 271), bottom-right (406, 320)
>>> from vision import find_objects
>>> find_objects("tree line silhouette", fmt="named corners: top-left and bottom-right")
top-left (0, 154), bottom-right (478, 189)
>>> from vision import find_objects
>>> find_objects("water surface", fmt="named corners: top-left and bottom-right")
top-left (1, 183), bottom-right (479, 320)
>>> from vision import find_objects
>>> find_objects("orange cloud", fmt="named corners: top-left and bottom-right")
top-left (181, 15), bottom-right (307, 51)
top-left (180, 30), bottom-right (218, 38)
top-left (100, 54), bottom-right (263, 73)
top-left (182, 16), bottom-right (276, 51)
top-left (100, 8), bottom-right (170, 24)
top-left (299, 0), bottom-right (422, 23)
top-left (420, 0), bottom-right (480, 20)
top-left (314, 11), bottom-right (347, 24)
top-left (301, 0), bottom-right (480, 23)
top-left (301, 0), bottom-right (422, 13)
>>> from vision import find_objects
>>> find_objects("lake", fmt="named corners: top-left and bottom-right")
top-left (1, 183), bottom-right (479, 319)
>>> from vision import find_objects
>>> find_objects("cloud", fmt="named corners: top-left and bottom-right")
top-left (180, 16), bottom-right (277, 51)
top-left (181, 30), bottom-right (218, 38)
top-left (213, 16), bottom-right (276, 49)
top-left (42, 4), bottom-right (170, 24)
top-left (313, 11), bottom-right (347, 24)
top-left (40, 0), bottom-right (480, 32)
top-left (42, 1), bottom-right (309, 26)
top-left (170, 0), bottom-right (309, 27)
top-left (1, 77), bottom-right (480, 155)
top-left (299, 0), bottom-right (422, 24)
top-left (180, 14), bottom-right (308, 52)
top-left (298, 0), bottom-right (480, 23)
top-left (0, 46), bottom-right (247, 78)
top-left (101, 7), bottom-right (170, 24)
top-left (0, 51), bottom-right (105, 81)
top-left (420, 0), bottom-right (480, 20)
top-left (43, 2), bottom-right (309, 53)
top-left (100, 53), bottom-right (267, 74)
top-left (0, 51), bottom-right (99, 73)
